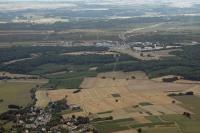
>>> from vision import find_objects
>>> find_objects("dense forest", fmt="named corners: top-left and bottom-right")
top-left (0, 46), bottom-right (133, 74)
top-left (0, 46), bottom-right (108, 63)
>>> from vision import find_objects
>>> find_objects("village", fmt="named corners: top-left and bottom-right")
top-left (129, 42), bottom-right (181, 52)
top-left (0, 98), bottom-right (99, 133)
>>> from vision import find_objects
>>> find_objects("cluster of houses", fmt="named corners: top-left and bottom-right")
top-left (129, 42), bottom-right (181, 52)
top-left (16, 107), bottom-right (52, 132)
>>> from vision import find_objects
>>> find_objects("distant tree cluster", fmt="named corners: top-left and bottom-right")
top-left (0, 99), bottom-right (3, 103)
top-left (168, 91), bottom-right (194, 97)
top-left (49, 99), bottom-right (69, 113)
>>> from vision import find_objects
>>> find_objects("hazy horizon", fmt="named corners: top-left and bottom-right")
top-left (1, 0), bottom-right (200, 8)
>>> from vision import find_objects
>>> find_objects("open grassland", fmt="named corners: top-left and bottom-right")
top-left (0, 81), bottom-right (39, 113)
top-left (172, 95), bottom-right (200, 114)
top-left (47, 77), bottom-right (83, 89)
top-left (145, 116), bottom-right (163, 123)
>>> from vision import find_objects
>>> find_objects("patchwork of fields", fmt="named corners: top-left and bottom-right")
top-left (34, 70), bottom-right (200, 133)
top-left (0, 2), bottom-right (200, 132)
top-left (1, 66), bottom-right (199, 133)
top-left (42, 77), bottom-right (195, 113)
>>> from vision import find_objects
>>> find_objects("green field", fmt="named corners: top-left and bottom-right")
top-left (97, 110), bottom-right (113, 115)
top-left (145, 116), bottom-right (163, 123)
top-left (142, 126), bottom-right (180, 133)
top-left (158, 95), bottom-right (200, 133)
top-left (160, 114), bottom-right (200, 133)
top-left (142, 95), bottom-right (200, 133)
top-left (46, 71), bottom-right (98, 89)
top-left (93, 118), bottom-right (137, 133)
top-left (93, 118), bottom-right (174, 133)
top-left (0, 81), bottom-right (39, 113)
top-left (172, 95), bottom-right (200, 114)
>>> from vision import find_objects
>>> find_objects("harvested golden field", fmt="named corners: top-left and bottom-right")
top-left (36, 77), bottom-right (198, 118)
top-left (35, 90), bottom-right (50, 108)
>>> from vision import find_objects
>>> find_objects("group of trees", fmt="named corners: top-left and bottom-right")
top-left (168, 91), bottom-right (194, 97)
top-left (0, 99), bottom-right (3, 103)
top-left (49, 99), bottom-right (69, 113)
